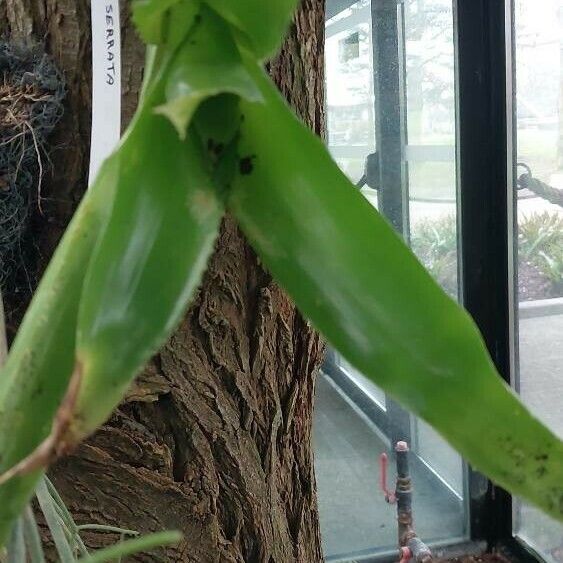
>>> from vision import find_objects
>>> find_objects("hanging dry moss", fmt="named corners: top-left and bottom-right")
top-left (0, 42), bottom-right (65, 303)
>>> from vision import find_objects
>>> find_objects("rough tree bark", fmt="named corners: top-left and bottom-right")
top-left (0, 0), bottom-right (326, 561)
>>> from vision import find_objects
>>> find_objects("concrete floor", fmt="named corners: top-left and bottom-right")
top-left (313, 374), bottom-right (465, 561)
top-left (516, 312), bottom-right (563, 562)
top-left (313, 310), bottom-right (563, 561)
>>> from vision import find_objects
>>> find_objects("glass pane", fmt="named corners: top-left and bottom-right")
top-left (326, 0), bottom-right (376, 188)
top-left (405, 0), bottom-right (458, 300)
top-left (513, 0), bottom-right (563, 558)
top-left (314, 1), bottom-right (467, 559)
top-left (404, 0), bottom-right (462, 498)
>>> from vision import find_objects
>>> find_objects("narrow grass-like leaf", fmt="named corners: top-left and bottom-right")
top-left (22, 507), bottom-right (45, 563)
top-left (35, 479), bottom-right (74, 563)
top-left (45, 478), bottom-right (88, 557)
top-left (227, 60), bottom-right (563, 521)
top-left (7, 518), bottom-right (25, 563)
top-left (77, 531), bottom-right (182, 563)
top-left (76, 525), bottom-right (138, 537)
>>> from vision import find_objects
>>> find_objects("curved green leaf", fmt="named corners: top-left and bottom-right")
top-left (156, 6), bottom-right (262, 138)
top-left (227, 61), bottom-right (563, 522)
top-left (74, 111), bottom-right (222, 439)
top-left (202, 0), bottom-right (298, 59)
top-left (0, 157), bottom-right (118, 544)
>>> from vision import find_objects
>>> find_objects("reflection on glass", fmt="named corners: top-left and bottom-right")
top-left (315, 1), bottom-right (466, 559)
top-left (404, 0), bottom-right (459, 298)
top-left (513, 0), bottom-right (563, 558)
top-left (404, 0), bottom-right (462, 504)
top-left (326, 0), bottom-right (376, 186)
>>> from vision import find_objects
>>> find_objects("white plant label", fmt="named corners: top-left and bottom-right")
top-left (89, 0), bottom-right (122, 186)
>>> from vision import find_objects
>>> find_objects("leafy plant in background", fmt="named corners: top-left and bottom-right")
top-left (412, 211), bottom-right (563, 298)
top-left (410, 215), bottom-right (458, 298)
top-left (519, 211), bottom-right (563, 292)
top-left (1, 476), bottom-right (180, 562)
top-left (0, 0), bottom-right (562, 551)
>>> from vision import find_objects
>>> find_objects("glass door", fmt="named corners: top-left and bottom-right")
top-left (512, 0), bottom-right (563, 559)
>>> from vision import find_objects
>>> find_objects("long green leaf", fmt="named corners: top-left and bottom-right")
top-left (76, 525), bottom-right (138, 536)
top-left (45, 477), bottom-right (88, 556)
top-left (77, 531), bottom-right (182, 563)
top-left (22, 507), bottom-right (46, 563)
top-left (227, 60), bottom-right (563, 522)
top-left (7, 518), bottom-right (25, 563)
top-left (0, 26), bottom-right (227, 541)
top-left (74, 97), bottom-right (223, 441)
top-left (0, 157), bottom-right (119, 544)
top-left (35, 479), bottom-right (75, 563)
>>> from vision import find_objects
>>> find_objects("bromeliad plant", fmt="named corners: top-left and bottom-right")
top-left (0, 0), bottom-right (562, 545)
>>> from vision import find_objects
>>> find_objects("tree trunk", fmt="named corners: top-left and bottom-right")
top-left (0, 1), bottom-right (326, 561)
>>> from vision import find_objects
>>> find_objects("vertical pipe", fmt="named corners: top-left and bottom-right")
top-left (371, 0), bottom-right (412, 447)
top-left (395, 441), bottom-right (413, 545)
top-left (394, 441), bottom-right (433, 563)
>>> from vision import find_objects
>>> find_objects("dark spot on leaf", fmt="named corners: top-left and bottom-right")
top-left (535, 453), bottom-right (548, 462)
top-left (239, 155), bottom-right (256, 176)
top-left (194, 14), bottom-right (202, 23)
top-left (31, 385), bottom-right (44, 400)
top-left (536, 466), bottom-right (547, 478)
top-left (214, 143), bottom-right (224, 156)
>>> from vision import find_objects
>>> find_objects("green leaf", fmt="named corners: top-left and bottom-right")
top-left (156, 6), bottom-right (262, 138)
top-left (132, 0), bottom-right (191, 45)
top-left (0, 157), bottom-right (119, 545)
top-left (7, 518), bottom-right (25, 563)
top-left (167, 1), bottom-right (202, 52)
top-left (202, 0), bottom-right (298, 59)
top-left (76, 525), bottom-right (138, 537)
top-left (0, 26), bottom-right (228, 542)
top-left (22, 507), bottom-right (45, 563)
top-left (74, 113), bottom-right (222, 440)
top-left (227, 61), bottom-right (563, 522)
top-left (45, 477), bottom-right (88, 556)
top-left (77, 531), bottom-right (182, 563)
top-left (35, 479), bottom-right (75, 563)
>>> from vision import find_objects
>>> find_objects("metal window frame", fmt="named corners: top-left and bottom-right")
top-left (454, 1), bottom-right (539, 559)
